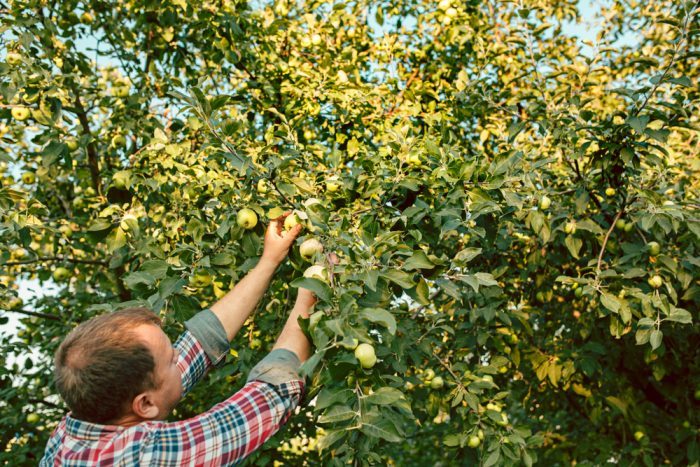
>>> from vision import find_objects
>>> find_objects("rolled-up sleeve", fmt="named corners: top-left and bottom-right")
top-left (184, 308), bottom-right (229, 367)
top-left (247, 349), bottom-right (302, 386)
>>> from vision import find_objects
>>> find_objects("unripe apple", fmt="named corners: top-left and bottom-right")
top-left (478, 429), bottom-right (484, 440)
top-left (65, 138), bottom-right (79, 151)
top-left (311, 33), bottom-right (322, 45)
top-left (467, 435), bottom-right (481, 448)
top-left (11, 106), bottom-right (31, 121)
top-left (438, 0), bottom-right (451, 10)
top-left (624, 222), bottom-right (634, 233)
top-left (539, 195), bottom-right (551, 210)
top-left (284, 213), bottom-right (301, 231)
top-left (430, 376), bottom-right (444, 390)
top-left (605, 187), bottom-right (616, 197)
top-left (303, 264), bottom-right (328, 282)
top-left (633, 431), bottom-right (645, 441)
top-left (647, 241), bottom-right (660, 256)
top-left (237, 208), bottom-right (258, 229)
top-left (53, 267), bottom-right (71, 282)
top-left (80, 11), bottom-right (94, 24)
top-left (354, 343), bottom-right (377, 369)
top-left (300, 35), bottom-right (311, 47)
top-left (445, 7), bottom-right (458, 17)
top-left (647, 275), bottom-right (663, 289)
top-left (564, 221), bottom-right (577, 234)
top-left (406, 154), bottom-right (422, 167)
top-left (615, 219), bottom-right (626, 230)
top-left (325, 177), bottom-right (341, 193)
top-left (111, 134), bottom-right (127, 147)
top-left (13, 247), bottom-right (29, 260)
top-left (189, 270), bottom-right (213, 288)
top-left (423, 368), bottom-right (435, 381)
top-left (21, 172), bottom-right (36, 184)
top-left (59, 224), bottom-right (73, 238)
top-left (26, 413), bottom-right (40, 424)
top-left (257, 179), bottom-right (268, 194)
top-left (6, 52), bottom-right (22, 66)
top-left (299, 238), bottom-right (323, 261)
top-left (113, 86), bottom-right (130, 97)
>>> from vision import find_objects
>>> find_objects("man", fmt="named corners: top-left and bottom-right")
top-left (41, 215), bottom-right (316, 465)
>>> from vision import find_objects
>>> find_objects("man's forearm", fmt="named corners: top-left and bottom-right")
top-left (272, 302), bottom-right (312, 363)
top-left (210, 257), bottom-right (279, 341)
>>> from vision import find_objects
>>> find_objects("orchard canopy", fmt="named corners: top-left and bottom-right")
top-left (1, 0), bottom-right (699, 465)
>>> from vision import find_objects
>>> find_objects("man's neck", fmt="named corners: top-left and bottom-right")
top-left (109, 413), bottom-right (147, 427)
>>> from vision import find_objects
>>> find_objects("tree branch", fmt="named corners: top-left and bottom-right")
top-left (1, 308), bottom-right (61, 321)
top-left (4, 256), bottom-right (108, 266)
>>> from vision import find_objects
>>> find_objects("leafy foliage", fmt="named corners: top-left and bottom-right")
top-left (1, 0), bottom-right (699, 465)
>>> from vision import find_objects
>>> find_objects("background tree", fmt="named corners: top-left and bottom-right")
top-left (1, 0), bottom-right (698, 465)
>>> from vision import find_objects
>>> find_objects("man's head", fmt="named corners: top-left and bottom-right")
top-left (54, 307), bottom-right (182, 424)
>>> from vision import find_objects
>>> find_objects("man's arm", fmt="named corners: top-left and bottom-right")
top-left (152, 289), bottom-right (317, 466)
top-left (272, 288), bottom-right (316, 362)
top-left (210, 216), bottom-right (302, 341)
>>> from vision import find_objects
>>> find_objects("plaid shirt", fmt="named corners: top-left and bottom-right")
top-left (40, 330), bottom-right (304, 466)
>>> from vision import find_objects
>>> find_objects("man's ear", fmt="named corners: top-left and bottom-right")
top-left (132, 391), bottom-right (159, 420)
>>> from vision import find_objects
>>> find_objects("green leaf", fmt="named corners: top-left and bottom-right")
top-left (403, 250), bottom-right (435, 271)
top-left (454, 247), bottom-right (482, 264)
top-left (290, 277), bottom-right (333, 302)
top-left (564, 235), bottom-right (582, 259)
top-left (381, 270), bottom-right (415, 289)
top-left (364, 387), bottom-right (404, 405)
top-left (666, 308), bottom-right (692, 324)
top-left (360, 420), bottom-right (402, 443)
top-left (359, 308), bottom-right (397, 335)
top-left (139, 260), bottom-right (169, 279)
top-left (484, 448), bottom-right (501, 467)
top-left (475, 272), bottom-right (499, 287)
top-left (627, 115), bottom-right (650, 133)
top-left (650, 329), bottom-right (663, 350)
top-left (600, 293), bottom-right (621, 313)
top-left (318, 405), bottom-right (357, 424)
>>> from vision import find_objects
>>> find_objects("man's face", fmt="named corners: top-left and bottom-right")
top-left (135, 324), bottom-right (182, 419)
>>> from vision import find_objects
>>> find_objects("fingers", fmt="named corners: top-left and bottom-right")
top-left (282, 224), bottom-right (303, 243)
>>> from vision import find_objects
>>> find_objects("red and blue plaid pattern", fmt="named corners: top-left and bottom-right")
top-left (40, 331), bottom-right (304, 466)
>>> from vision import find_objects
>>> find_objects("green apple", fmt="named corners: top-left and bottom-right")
top-left (694, 388), bottom-right (700, 400)
top-left (574, 287), bottom-right (583, 298)
top-left (237, 208), bottom-right (258, 229)
top-left (113, 86), bottom-right (129, 97)
top-left (539, 195), bottom-right (551, 210)
top-left (53, 267), bottom-right (71, 282)
top-left (624, 222), bottom-right (634, 233)
top-left (6, 52), bottom-right (22, 66)
top-left (299, 238), bottom-right (323, 261)
top-left (111, 134), bottom-right (127, 147)
top-left (8, 297), bottom-right (23, 310)
top-left (647, 275), bottom-right (663, 289)
top-left (66, 138), bottom-right (79, 151)
top-left (339, 337), bottom-right (359, 350)
top-left (284, 213), bottom-right (301, 231)
top-left (257, 179), bottom-right (268, 194)
top-left (80, 11), bottom-right (94, 24)
top-left (467, 435), bottom-right (481, 448)
top-left (300, 35), bottom-right (312, 47)
top-left (605, 187), bottom-right (616, 197)
top-left (112, 170), bottom-right (131, 189)
top-left (486, 402), bottom-right (501, 412)
top-left (497, 413), bottom-right (509, 426)
top-left (445, 7), bottom-right (458, 17)
top-left (11, 106), bottom-right (31, 121)
top-left (58, 224), bottom-right (73, 238)
top-left (354, 343), bottom-right (377, 369)
top-left (12, 247), bottom-right (29, 260)
top-left (564, 221), bottom-right (577, 234)
top-left (311, 33), bottom-right (322, 45)
top-left (189, 270), bottom-right (212, 288)
top-left (406, 154), bottom-right (422, 167)
top-left (647, 241), bottom-right (660, 256)
top-left (26, 413), bottom-right (40, 424)
top-left (303, 264), bottom-right (328, 282)
top-left (303, 129), bottom-right (315, 141)
top-left (633, 431), bottom-right (645, 441)
top-left (325, 177), bottom-right (341, 193)
top-left (615, 219), bottom-right (626, 230)
top-left (21, 172), bottom-right (35, 184)
top-left (438, 0), bottom-right (452, 10)
top-left (430, 376), bottom-right (444, 389)
top-left (477, 429), bottom-right (484, 440)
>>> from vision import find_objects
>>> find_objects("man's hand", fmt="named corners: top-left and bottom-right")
top-left (261, 213), bottom-right (303, 266)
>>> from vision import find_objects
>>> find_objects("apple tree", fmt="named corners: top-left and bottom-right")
top-left (1, 0), bottom-right (699, 465)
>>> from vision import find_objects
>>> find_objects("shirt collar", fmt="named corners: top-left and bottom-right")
top-left (65, 414), bottom-right (123, 440)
